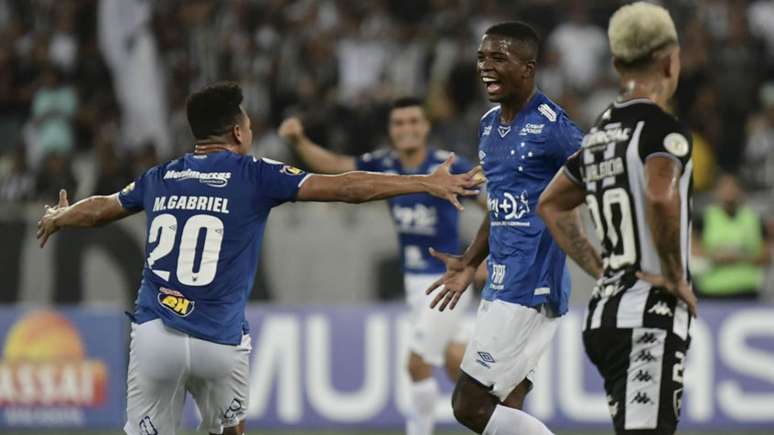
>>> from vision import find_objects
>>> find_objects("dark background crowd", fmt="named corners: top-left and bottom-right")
top-left (0, 0), bottom-right (771, 298)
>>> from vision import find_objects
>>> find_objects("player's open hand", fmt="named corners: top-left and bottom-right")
top-left (36, 189), bottom-right (69, 248)
top-left (636, 270), bottom-right (698, 317)
top-left (425, 153), bottom-right (485, 211)
top-left (278, 117), bottom-right (306, 145)
top-left (425, 247), bottom-right (476, 311)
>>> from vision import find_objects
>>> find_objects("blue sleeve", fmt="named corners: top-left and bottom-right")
top-left (256, 158), bottom-right (311, 206)
top-left (354, 152), bottom-right (384, 172)
top-left (117, 169), bottom-right (152, 212)
top-left (451, 155), bottom-right (474, 174)
top-left (551, 116), bottom-right (583, 168)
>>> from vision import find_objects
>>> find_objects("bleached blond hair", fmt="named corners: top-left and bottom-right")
top-left (608, 2), bottom-right (678, 65)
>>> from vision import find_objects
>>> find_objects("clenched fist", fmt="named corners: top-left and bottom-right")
top-left (278, 117), bottom-right (306, 145)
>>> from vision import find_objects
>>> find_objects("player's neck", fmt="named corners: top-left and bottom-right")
top-left (193, 140), bottom-right (242, 155)
top-left (619, 78), bottom-right (671, 112)
top-left (499, 86), bottom-right (536, 124)
top-left (397, 146), bottom-right (428, 169)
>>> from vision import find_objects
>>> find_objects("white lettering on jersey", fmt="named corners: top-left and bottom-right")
top-left (164, 169), bottom-right (231, 188)
top-left (488, 191), bottom-right (531, 226)
top-left (491, 263), bottom-right (506, 290)
top-left (519, 123), bottom-right (544, 136)
top-left (584, 157), bottom-right (625, 182)
top-left (392, 204), bottom-right (437, 236)
top-left (152, 196), bottom-right (230, 214)
top-left (582, 126), bottom-right (632, 148)
top-left (538, 104), bottom-right (557, 122)
top-left (482, 126), bottom-right (492, 136)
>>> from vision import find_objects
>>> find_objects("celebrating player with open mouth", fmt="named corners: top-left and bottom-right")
top-left (538, 3), bottom-right (697, 434)
top-left (35, 82), bottom-right (483, 435)
top-left (426, 22), bottom-right (583, 435)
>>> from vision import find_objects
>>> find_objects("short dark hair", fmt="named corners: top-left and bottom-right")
top-left (484, 21), bottom-right (540, 60)
top-left (390, 96), bottom-right (424, 112)
top-left (186, 82), bottom-right (244, 140)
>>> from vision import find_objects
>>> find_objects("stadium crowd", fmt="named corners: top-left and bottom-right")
top-left (0, 0), bottom-right (772, 296)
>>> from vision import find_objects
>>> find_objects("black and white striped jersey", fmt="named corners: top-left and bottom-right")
top-left (563, 98), bottom-right (693, 340)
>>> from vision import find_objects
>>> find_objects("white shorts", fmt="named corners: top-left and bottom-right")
top-left (461, 299), bottom-right (559, 401)
top-left (124, 319), bottom-right (251, 435)
top-left (405, 273), bottom-right (474, 366)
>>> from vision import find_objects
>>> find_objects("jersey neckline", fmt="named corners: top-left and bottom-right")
top-left (613, 97), bottom-right (657, 108)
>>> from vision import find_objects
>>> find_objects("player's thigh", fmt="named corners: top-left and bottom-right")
top-left (125, 320), bottom-right (189, 435)
top-left (460, 299), bottom-right (558, 402)
top-left (188, 333), bottom-right (251, 434)
top-left (583, 327), bottom-right (687, 435)
top-left (406, 274), bottom-right (473, 365)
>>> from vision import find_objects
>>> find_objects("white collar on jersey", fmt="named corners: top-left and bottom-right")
top-left (613, 97), bottom-right (657, 108)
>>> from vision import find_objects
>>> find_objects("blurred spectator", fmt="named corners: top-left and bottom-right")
top-left (35, 152), bottom-right (77, 201)
top-left (546, 1), bottom-right (608, 93)
top-left (743, 82), bottom-right (774, 191)
top-left (693, 175), bottom-right (771, 300)
top-left (28, 66), bottom-right (78, 164)
top-left (0, 146), bottom-right (34, 202)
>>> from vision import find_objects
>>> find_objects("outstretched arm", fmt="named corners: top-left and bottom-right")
top-left (538, 170), bottom-right (603, 279)
top-left (278, 117), bottom-right (356, 174)
top-left (296, 153), bottom-right (484, 211)
top-left (37, 189), bottom-right (134, 247)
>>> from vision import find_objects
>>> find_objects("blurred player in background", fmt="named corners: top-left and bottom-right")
top-left (36, 82), bottom-right (483, 435)
top-left (278, 98), bottom-right (486, 435)
top-left (538, 3), bottom-right (697, 434)
top-left (427, 22), bottom-right (582, 435)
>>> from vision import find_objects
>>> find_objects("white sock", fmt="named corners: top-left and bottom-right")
top-left (406, 377), bottom-right (439, 435)
top-left (482, 404), bottom-right (554, 435)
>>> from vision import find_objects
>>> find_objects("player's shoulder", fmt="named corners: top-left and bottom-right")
top-left (480, 105), bottom-right (500, 123)
top-left (429, 148), bottom-right (453, 163)
top-left (360, 147), bottom-right (397, 165)
top-left (637, 103), bottom-right (692, 144)
top-left (533, 92), bottom-right (573, 125)
top-left (531, 93), bottom-right (582, 140)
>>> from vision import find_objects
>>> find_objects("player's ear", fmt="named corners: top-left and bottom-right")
top-left (232, 123), bottom-right (243, 145)
top-left (522, 59), bottom-right (536, 79)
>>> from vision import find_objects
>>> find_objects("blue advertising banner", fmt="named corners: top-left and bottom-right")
top-left (0, 307), bottom-right (127, 429)
top-left (227, 303), bottom-right (774, 431)
top-left (1, 303), bottom-right (773, 431)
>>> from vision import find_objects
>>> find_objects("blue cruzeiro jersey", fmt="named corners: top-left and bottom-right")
top-left (356, 148), bottom-right (474, 274)
top-left (479, 91), bottom-right (582, 315)
top-left (118, 151), bottom-right (309, 345)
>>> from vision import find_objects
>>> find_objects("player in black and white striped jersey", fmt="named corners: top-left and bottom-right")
top-left (537, 2), bottom-right (697, 435)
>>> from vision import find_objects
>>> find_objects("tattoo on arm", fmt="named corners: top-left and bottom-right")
top-left (554, 209), bottom-right (603, 279)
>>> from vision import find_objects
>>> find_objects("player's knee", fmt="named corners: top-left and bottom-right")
top-left (444, 343), bottom-right (465, 380)
top-left (451, 384), bottom-right (491, 433)
top-left (407, 352), bottom-right (432, 381)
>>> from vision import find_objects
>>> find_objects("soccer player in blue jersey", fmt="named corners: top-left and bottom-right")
top-left (35, 82), bottom-right (483, 435)
top-left (426, 22), bottom-right (583, 435)
top-left (278, 98), bottom-right (486, 435)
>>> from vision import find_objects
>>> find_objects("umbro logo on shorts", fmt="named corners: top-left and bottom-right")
top-left (475, 351), bottom-right (496, 368)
